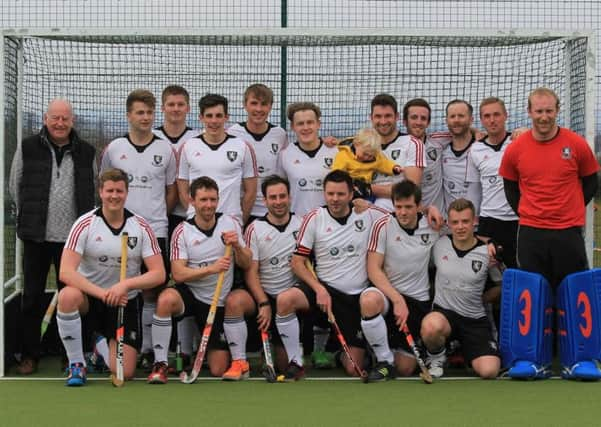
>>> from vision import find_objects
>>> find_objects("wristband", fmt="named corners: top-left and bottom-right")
top-left (258, 301), bottom-right (270, 308)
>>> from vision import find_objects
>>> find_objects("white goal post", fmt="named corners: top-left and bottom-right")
top-left (0, 28), bottom-right (596, 376)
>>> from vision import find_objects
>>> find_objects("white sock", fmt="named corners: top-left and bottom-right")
top-left (94, 335), bottom-right (109, 363)
top-left (223, 316), bottom-right (247, 361)
top-left (313, 326), bottom-right (330, 352)
top-left (177, 316), bottom-right (196, 355)
top-left (276, 313), bottom-right (303, 366)
top-left (361, 315), bottom-right (393, 364)
top-left (141, 302), bottom-right (156, 353)
top-left (57, 310), bottom-right (85, 366)
top-left (151, 315), bottom-right (172, 364)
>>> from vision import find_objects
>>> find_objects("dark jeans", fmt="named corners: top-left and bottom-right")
top-left (21, 240), bottom-right (65, 360)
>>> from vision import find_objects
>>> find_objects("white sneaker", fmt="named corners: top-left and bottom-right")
top-left (427, 350), bottom-right (446, 378)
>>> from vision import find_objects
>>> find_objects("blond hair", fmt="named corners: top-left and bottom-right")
top-left (353, 128), bottom-right (382, 154)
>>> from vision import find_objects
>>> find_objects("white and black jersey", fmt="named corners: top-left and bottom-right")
top-left (245, 214), bottom-right (302, 297)
top-left (441, 139), bottom-right (482, 216)
top-left (178, 134), bottom-right (258, 222)
top-left (227, 122), bottom-right (288, 217)
top-left (280, 140), bottom-right (338, 217)
top-left (432, 236), bottom-right (490, 319)
top-left (421, 132), bottom-right (452, 212)
top-left (170, 213), bottom-right (245, 306)
top-left (372, 133), bottom-right (427, 212)
top-left (99, 135), bottom-right (177, 239)
top-left (368, 213), bottom-right (440, 301)
top-left (295, 205), bottom-right (387, 295)
top-left (65, 208), bottom-right (161, 299)
top-left (466, 134), bottom-right (518, 221)
top-left (153, 126), bottom-right (201, 218)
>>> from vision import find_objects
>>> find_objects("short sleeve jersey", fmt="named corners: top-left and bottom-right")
top-left (99, 135), bottom-right (177, 238)
top-left (227, 122), bottom-right (288, 217)
top-left (178, 134), bottom-right (258, 222)
top-left (421, 132), bottom-right (452, 212)
top-left (170, 213), bottom-right (245, 306)
top-left (368, 213), bottom-right (440, 301)
top-left (432, 236), bottom-right (490, 319)
top-left (372, 133), bottom-right (427, 211)
top-left (295, 205), bottom-right (387, 294)
top-left (65, 208), bottom-right (161, 299)
top-left (499, 128), bottom-right (600, 228)
top-left (466, 134), bottom-right (518, 221)
top-left (279, 141), bottom-right (338, 217)
top-left (441, 140), bottom-right (482, 216)
top-left (153, 126), bottom-right (201, 218)
top-left (244, 214), bottom-right (302, 297)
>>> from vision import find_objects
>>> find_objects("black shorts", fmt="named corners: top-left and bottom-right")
top-left (383, 294), bottom-right (431, 354)
top-left (295, 281), bottom-right (365, 349)
top-left (168, 214), bottom-right (185, 241)
top-left (433, 305), bottom-right (499, 364)
top-left (174, 284), bottom-right (228, 351)
top-left (141, 237), bottom-right (170, 291)
top-left (86, 294), bottom-right (142, 350)
top-left (477, 216), bottom-right (518, 268)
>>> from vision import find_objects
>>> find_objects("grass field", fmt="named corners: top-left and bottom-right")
top-left (1, 375), bottom-right (600, 426)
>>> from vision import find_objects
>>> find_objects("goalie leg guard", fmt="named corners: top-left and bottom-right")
top-left (558, 269), bottom-right (601, 381)
top-left (499, 269), bottom-right (553, 379)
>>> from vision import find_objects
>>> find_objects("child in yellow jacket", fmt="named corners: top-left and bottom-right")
top-left (332, 128), bottom-right (402, 200)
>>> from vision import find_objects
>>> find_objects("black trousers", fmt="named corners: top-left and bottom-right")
top-left (21, 240), bottom-right (65, 360)
top-left (516, 225), bottom-right (588, 289)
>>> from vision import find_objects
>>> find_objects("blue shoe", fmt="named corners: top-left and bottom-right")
top-left (66, 363), bottom-right (87, 387)
top-left (507, 360), bottom-right (551, 380)
top-left (561, 361), bottom-right (601, 381)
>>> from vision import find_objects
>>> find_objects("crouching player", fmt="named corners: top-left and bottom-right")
top-left (421, 198), bottom-right (501, 379)
top-left (147, 176), bottom-right (251, 384)
top-left (361, 180), bottom-right (439, 381)
top-left (221, 175), bottom-right (304, 380)
top-left (57, 168), bottom-right (166, 386)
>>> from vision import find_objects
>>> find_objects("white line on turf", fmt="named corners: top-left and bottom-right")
top-left (0, 376), bottom-right (566, 381)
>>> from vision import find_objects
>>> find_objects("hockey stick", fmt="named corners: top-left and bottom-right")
top-left (111, 232), bottom-right (128, 387)
top-left (40, 291), bottom-right (59, 340)
top-left (260, 329), bottom-right (277, 382)
top-left (304, 259), bottom-right (368, 382)
top-left (180, 245), bottom-right (232, 384)
top-left (401, 324), bottom-right (433, 384)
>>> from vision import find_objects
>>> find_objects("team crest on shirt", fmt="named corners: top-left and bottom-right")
top-left (271, 143), bottom-right (279, 154)
top-left (227, 151), bottom-right (238, 162)
top-left (391, 149), bottom-right (401, 160)
top-left (152, 155), bottom-right (163, 166)
top-left (561, 147), bottom-right (572, 159)
top-left (354, 219), bottom-right (365, 231)
top-left (420, 234), bottom-right (430, 245)
top-left (472, 260), bottom-right (483, 273)
top-left (324, 157), bottom-right (333, 167)
top-left (127, 236), bottom-right (138, 249)
top-left (448, 182), bottom-right (455, 190)
top-left (427, 148), bottom-right (437, 161)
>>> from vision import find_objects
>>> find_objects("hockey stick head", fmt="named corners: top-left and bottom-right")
top-left (419, 371), bottom-right (434, 384)
top-left (110, 373), bottom-right (125, 388)
top-left (179, 370), bottom-right (198, 384)
top-left (262, 365), bottom-right (277, 383)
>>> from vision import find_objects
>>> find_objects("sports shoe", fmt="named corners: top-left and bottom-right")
top-left (427, 350), bottom-right (446, 378)
top-left (222, 359), bottom-right (250, 381)
top-left (561, 360), bottom-right (601, 381)
top-left (283, 361), bottom-right (305, 381)
top-left (311, 350), bottom-right (335, 369)
top-left (138, 351), bottom-right (154, 371)
top-left (367, 361), bottom-right (396, 382)
top-left (508, 360), bottom-right (551, 380)
top-left (147, 361), bottom-right (169, 384)
top-left (16, 357), bottom-right (37, 375)
top-left (66, 363), bottom-right (87, 387)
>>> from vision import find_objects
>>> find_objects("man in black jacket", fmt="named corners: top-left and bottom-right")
top-left (9, 98), bottom-right (96, 374)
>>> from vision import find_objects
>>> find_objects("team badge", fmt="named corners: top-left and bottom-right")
top-left (271, 143), bottom-right (279, 154)
top-left (354, 219), bottom-right (365, 231)
top-left (391, 149), bottom-right (401, 160)
top-left (127, 236), bottom-right (138, 249)
top-left (421, 234), bottom-right (430, 244)
top-left (472, 260), bottom-right (483, 273)
top-left (153, 155), bottom-right (163, 166)
top-left (448, 182), bottom-right (455, 190)
top-left (324, 158), bottom-right (333, 167)
top-left (227, 151), bottom-right (238, 162)
top-left (427, 148), bottom-right (438, 161)
top-left (561, 147), bottom-right (572, 159)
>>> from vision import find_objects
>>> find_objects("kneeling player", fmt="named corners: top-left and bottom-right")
top-left (421, 198), bottom-right (500, 379)
top-left (221, 175), bottom-right (304, 380)
top-left (361, 180), bottom-right (439, 381)
top-left (147, 176), bottom-right (251, 384)
top-left (57, 168), bottom-right (166, 386)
